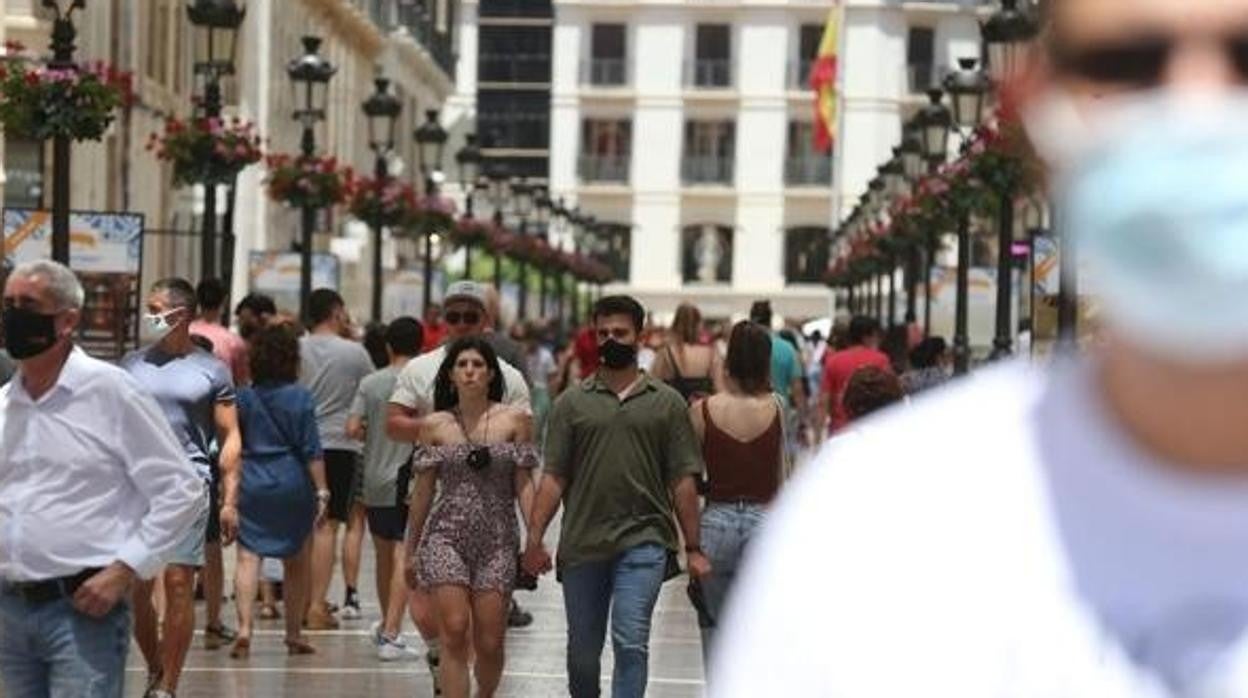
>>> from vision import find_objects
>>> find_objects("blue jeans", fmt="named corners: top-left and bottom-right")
top-left (699, 503), bottom-right (766, 664)
top-left (0, 592), bottom-right (131, 698)
top-left (561, 543), bottom-right (670, 698)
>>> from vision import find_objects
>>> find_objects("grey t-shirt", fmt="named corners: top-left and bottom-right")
top-left (121, 345), bottom-right (235, 480)
top-left (349, 365), bottom-right (411, 507)
top-left (300, 333), bottom-right (374, 453)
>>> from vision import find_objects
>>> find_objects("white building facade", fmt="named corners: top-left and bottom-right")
top-left (545, 0), bottom-right (985, 324)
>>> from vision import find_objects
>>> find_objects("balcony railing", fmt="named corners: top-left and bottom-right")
top-left (682, 156), bottom-right (735, 185)
top-left (396, 4), bottom-right (456, 77)
top-left (578, 155), bottom-right (631, 183)
top-left (478, 54), bottom-right (552, 84)
top-left (582, 58), bottom-right (628, 87)
top-left (785, 156), bottom-right (832, 186)
top-left (687, 59), bottom-right (733, 88)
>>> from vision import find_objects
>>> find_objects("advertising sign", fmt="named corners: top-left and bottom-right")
top-left (248, 251), bottom-right (341, 316)
top-left (3, 209), bottom-right (145, 359)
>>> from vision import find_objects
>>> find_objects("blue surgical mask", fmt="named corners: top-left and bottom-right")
top-left (1035, 91), bottom-right (1248, 364)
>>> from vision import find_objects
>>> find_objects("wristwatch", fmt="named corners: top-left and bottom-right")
top-left (316, 489), bottom-right (331, 502)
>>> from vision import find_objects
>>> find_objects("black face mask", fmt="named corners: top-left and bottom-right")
top-left (3, 306), bottom-right (59, 360)
top-left (599, 338), bottom-right (638, 370)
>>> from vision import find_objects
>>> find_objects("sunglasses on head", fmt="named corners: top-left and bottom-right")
top-left (1053, 33), bottom-right (1248, 88)
top-left (445, 310), bottom-right (481, 326)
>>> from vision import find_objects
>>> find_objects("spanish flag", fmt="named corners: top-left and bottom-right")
top-left (810, 8), bottom-right (841, 152)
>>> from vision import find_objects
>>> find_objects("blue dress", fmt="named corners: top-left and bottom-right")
top-left (237, 382), bottom-right (323, 558)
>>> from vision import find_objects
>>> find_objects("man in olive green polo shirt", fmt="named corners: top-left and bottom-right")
top-left (524, 294), bottom-right (710, 698)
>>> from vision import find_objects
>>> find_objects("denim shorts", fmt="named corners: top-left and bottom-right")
top-left (167, 498), bottom-right (211, 568)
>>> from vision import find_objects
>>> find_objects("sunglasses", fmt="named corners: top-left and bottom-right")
top-left (445, 311), bottom-right (481, 326)
top-left (1053, 33), bottom-right (1248, 88)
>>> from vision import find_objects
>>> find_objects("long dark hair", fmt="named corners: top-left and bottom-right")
top-left (434, 336), bottom-right (505, 411)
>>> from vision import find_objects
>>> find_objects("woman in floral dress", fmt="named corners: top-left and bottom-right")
top-left (404, 336), bottom-right (538, 698)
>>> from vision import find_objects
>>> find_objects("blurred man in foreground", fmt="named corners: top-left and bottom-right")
top-left (714, 1), bottom-right (1248, 695)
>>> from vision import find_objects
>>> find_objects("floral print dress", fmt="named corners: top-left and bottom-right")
top-left (412, 442), bottom-right (539, 594)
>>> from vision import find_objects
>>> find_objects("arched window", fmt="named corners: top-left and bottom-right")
top-left (681, 224), bottom-right (733, 284)
top-left (785, 226), bottom-right (830, 284)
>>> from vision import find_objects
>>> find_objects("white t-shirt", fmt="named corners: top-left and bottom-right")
top-left (711, 360), bottom-right (1248, 697)
top-left (389, 344), bottom-right (531, 415)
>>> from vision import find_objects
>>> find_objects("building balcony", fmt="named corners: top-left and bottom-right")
top-left (686, 59), bottom-right (733, 89)
top-left (682, 156), bottom-right (735, 185)
top-left (395, 3), bottom-right (455, 77)
top-left (581, 58), bottom-right (628, 87)
top-left (479, 53), bottom-right (552, 85)
top-left (578, 155), bottom-right (631, 184)
top-left (785, 156), bottom-right (832, 186)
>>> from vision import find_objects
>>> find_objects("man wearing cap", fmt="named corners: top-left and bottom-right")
top-left (388, 281), bottom-right (531, 438)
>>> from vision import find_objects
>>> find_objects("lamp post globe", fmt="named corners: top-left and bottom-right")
top-left (362, 77), bottom-right (402, 160)
top-left (916, 88), bottom-right (952, 166)
top-left (982, 0), bottom-right (1040, 86)
top-left (944, 57), bottom-right (991, 132)
top-left (455, 133), bottom-right (483, 216)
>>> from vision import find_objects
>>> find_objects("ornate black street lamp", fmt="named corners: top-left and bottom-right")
top-left (944, 59), bottom-right (989, 374)
top-left (455, 134), bottom-right (482, 278)
top-left (982, 0), bottom-right (1039, 86)
top-left (485, 160), bottom-right (510, 288)
top-left (361, 76), bottom-right (401, 321)
top-left (287, 35), bottom-right (336, 324)
top-left (415, 109), bottom-right (448, 313)
top-left (983, 1), bottom-right (1041, 354)
top-left (42, 0), bottom-right (85, 263)
top-left (510, 178), bottom-right (535, 319)
top-left (535, 188), bottom-right (552, 317)
top-left (188, 0), bottom-right (244, 284)
top-left (915, 89), bottom-right (951, 339)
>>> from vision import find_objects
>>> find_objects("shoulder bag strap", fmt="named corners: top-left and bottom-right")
top-left (666, 345), bottom-right (685, 380)
top-left (250, 389), bottom-right (304, 461)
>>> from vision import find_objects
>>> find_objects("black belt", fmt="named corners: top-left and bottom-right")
top-left (2, 568), bottom-right (102, 605)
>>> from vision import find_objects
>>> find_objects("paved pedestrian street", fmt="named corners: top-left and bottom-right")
top-left (123, 540), bottom-right (706, 697)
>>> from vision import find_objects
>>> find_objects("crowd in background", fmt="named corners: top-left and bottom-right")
top-left (0, 259), bottom-right (952, 698)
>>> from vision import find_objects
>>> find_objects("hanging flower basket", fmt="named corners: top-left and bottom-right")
top-left (346, 176), bottom-right (419, 229)
top-left (265, 153), bottom-right (352, 210)
top-left (0, 45), bottom-right (134, 142)
top-left (450, 218), bottom-right (495, 247)
top-left (148, 116), bottom-right (264, 187)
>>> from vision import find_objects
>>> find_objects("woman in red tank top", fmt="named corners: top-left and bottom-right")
top-left (688, 321), bottom-right (787, 671)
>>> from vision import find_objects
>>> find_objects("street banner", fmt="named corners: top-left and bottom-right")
top-left (248, 251), bottom-right (340, 316)
top-left (3, 208), bottom-right (145, 360)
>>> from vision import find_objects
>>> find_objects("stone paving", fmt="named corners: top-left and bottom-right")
top-left (124, 537), bottom-right (707, 697)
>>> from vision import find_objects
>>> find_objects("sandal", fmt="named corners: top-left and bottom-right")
top-left (229, 637), bottom-right (251, 660)
top-left (285, 637), bottom-right (317, 656)
top-left (204, 623), bottom-right (237, 650)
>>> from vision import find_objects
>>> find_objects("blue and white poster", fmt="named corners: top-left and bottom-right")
top-left (248, 251), bottom-right (341, 316)
top-left (2, 208), bottom-right (146, 360)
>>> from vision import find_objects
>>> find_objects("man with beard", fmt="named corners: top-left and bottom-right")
top-left (523, 295), bottom-right (709, 698)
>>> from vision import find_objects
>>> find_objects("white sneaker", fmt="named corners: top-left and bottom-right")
top-left (377, 635), bottom-right (419, 662)
top-left (340, 602), bottom-right (362, 620)
top-left (369, 621), bottom-right (384, 647)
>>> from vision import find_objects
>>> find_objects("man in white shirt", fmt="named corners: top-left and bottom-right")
top-left (0, 260), bottom-right (205, 698)
top-left (712, 1), bottom-right (1248, 695)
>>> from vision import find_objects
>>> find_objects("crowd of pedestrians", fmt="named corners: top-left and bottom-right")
top-left (0, 243), bottom-right (959, 698)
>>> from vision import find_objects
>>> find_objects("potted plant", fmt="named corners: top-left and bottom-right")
top-left (0, 44), bottom-right (133, 141)
top-left (264, 153), bottom-right (351, 209)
